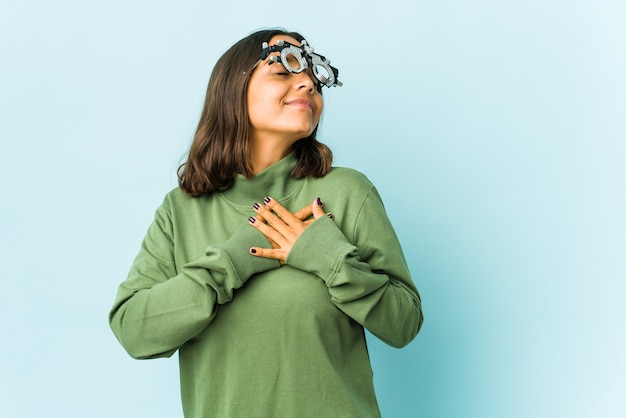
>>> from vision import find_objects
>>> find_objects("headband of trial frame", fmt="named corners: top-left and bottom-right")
top-left (258, 39), bottom-right (342, 88)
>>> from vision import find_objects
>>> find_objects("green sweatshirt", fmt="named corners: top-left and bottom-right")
top-left (109, 154), bottom-right (423, 417)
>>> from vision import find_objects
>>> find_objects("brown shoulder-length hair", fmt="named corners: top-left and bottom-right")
top-left (177, 28), bottom-right (333, 197)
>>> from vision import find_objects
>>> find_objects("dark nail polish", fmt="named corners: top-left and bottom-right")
top-left (253, 203), bottom-right (260, 210)
top-left (248, 216), bottom-right (256, 223)
top-left (316, 197), bottom-right (323, 206)
top-left (327, 213), bottom-right (334, 220)
top-left (264, 196), bottom-right (271, 203)
top-left (250, 248), bottom-right (257, 254)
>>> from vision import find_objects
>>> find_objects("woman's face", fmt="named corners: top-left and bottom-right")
top-left (246, 35), bottom-right (324, 148)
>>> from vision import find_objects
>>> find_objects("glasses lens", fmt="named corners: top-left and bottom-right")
top-left (281, 49), bottom-right (306, 73)
top-left (313, 63), bottom-right (334, 87)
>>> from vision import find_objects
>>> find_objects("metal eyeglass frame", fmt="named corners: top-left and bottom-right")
top-left (253, 39), bottom-right (342, 89)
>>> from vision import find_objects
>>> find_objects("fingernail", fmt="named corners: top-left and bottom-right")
top-left (250, 248), bottom-right (257, 254)
top-left (248, 216), bottom-right (256, 223)
top-left (264, 196), bottom-right (271, 203)
top-left (253, 203), bottom-right (260, 210)
top-left (327, 213), bottom-right (334, 220)
top-left (316, 197), bottom-right (323, 206)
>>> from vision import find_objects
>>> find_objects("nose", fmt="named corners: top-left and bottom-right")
top-left (294, 70), bottom-right (316, 92)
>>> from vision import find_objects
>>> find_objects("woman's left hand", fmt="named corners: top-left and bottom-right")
top-left (248, 196), bottom-right (331, 264)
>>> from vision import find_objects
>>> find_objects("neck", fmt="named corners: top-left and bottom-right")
top-left (222, 153), bottom-right (299, 205)
top-left (248, 136), bottom-right (296, 175)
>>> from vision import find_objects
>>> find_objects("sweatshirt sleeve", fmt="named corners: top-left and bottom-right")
top-left (285, 186), bottom-right (423, 348)
top-left (109, 202), bottom-right (279, 360)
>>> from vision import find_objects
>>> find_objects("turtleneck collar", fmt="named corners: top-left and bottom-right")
top-left (220, 153), bottom-right (303, 206)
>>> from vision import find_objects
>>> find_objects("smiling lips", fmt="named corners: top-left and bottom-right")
top-left (286, 98), bottom-right (314, 111)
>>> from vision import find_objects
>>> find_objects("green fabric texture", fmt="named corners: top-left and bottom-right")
top-left (109, 154), bottom-right (423, 417)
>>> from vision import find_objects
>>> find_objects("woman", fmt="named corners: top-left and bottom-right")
top-left (109, 28), bottom-right (423, 417)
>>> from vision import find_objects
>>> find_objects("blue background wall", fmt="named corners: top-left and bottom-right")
top-left (1, 1), bottom-right (624, 417)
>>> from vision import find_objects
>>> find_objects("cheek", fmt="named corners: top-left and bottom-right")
top-left (249, 85), bottom-right (281, 111)
top-left (247, 89), bottom-right (273, 125)
top-left (314, 97), bottom-right (324, 121)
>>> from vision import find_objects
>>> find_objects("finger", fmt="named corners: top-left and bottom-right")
top-left (293, 204), bottom-right (313, 222)
top-left (248, 216), bottom-right (289, 247)
top-left (311, 197), bottom-right (325, 219)
top-left (248, 212), bottom-right (279, 248)
top-left (253, 202), bottom-right (292, 236)
top-left (267, 237), bottom-right (279, 249)
top-left (307, 212), bottom-right (333, 224)
top-left (250, 247), bottom-right (287, 263)
top-left (262, 197), bottom-right (303, 229)
top-left (251, 212), bottom-right (280, 244)
top-left (253, 211), bottom-right (267, 223)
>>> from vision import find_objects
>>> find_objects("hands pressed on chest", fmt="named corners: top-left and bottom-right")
top-left (248, 197), bottom-right (333, 264)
